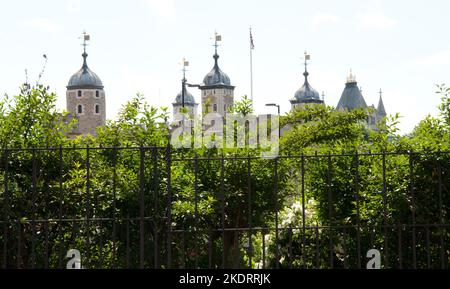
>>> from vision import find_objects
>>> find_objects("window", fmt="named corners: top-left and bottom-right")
top-left (77, 104), bottom-right (83, 114)
top-left (95, 104), bottom-right (100, 114)
top-left (77, 90), bottom-right (82, 97)
top-left (213, 104), bottom-right (217, 112)
top-left (95, 91), bottom-right (99, 97)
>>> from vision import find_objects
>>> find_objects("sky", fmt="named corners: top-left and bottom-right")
top-left (0, 0), bottom-right (450, 134)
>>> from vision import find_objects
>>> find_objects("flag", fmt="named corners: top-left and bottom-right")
top-left (305, 54), bottom-right (310, 60)
top-left (184, 60), bottom-right (189, 67)
top-left (84, 34), bottom-right (90, 41)
top-left (250, 29), bottom-right (255, 49)
top-left (215, 34), bottom-right (222, 42)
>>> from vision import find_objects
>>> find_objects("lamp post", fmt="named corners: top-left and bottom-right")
top-left (265, 103), bottom-right (281, 138)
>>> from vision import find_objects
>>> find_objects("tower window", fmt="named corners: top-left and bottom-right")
top-left (95, 91), bottom-right (99, 97)
top-left (213, 104), bottom-right (217, 112)
top-left (95, 104), bottom-right (100, 114)
top-left (77, 90), bottom-right (82, 97)
top-left (77, 104), bottom-right (83, 114)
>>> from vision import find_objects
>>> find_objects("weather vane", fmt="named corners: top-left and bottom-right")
top-left (303, 51), bottom-right (310, 71)
top-left (181, 57), bottom-right (189, 80)
top-left (212, 31), bottom-right (222, 54)
top-left (80, 30), bottom-right (90, 54)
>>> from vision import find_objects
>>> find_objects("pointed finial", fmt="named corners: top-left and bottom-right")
top-left (80, 31), bottom-right (90, 69)
top-left (347, 69), bottom-right (356, 83)
top-left (379, 88), bottom-right (383, 99)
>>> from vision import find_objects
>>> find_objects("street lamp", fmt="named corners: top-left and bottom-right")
top-left (265, 103), bottom-right (281, 137)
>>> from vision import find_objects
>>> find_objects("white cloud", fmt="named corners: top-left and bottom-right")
top-left (23, 18), bottom-right (62, 33)
top-left (146, 0), bottom-right (176, 21)
top-left (355, 11), bottom-right (397, 30)
top-left (311, 12), bottom-right (342, 29)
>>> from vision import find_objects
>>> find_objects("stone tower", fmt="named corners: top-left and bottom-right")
top-left (199, 33), bottom-right (234, 116)
top-left (66, 33), bottom-right (105, 136)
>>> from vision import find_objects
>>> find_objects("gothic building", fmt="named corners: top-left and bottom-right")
top-left (66, 35), bottom-right (105, 136)
top-left (336, 71), bottom-right (387, 129)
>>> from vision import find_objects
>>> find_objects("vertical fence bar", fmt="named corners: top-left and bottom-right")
top-left (17, 222), bottom-right (21, 269)
top-left (166, 145), bottom-right (172, 269)
top-left (139, 145), bottom-right (145, 269)
top-left (194, 154), bottom-right (199, 268)
top-left (44, 220), bottom-right (49, 269)
top-left (343, 226), bottom-right (348, 269)
top-left (247, 156), bottom-right (252, 268)
top-left (398, 223), bottom-right (403, 269)
top-left (125, 213), bottom-right (130, 268)
top-left (2, 148), bottom-right (9, 269)
top-left (112, 146), bottom-right (117, 268)
top-left (220, 154), bottom-right (226, 269)
top-left (409, 152), bottom-right (417, 269)
top-left (274, 157), bottom-right (279, 269)
top-left (382, 151), bottom-right (389, 268)
top-left (315, 226), bottom-right (320, 268)
top-left (152, 147), bottom-right (159, 269)
top-left (354, 152), bottom-right (361, 269)
top-left (85, 145), bottom-right (91, 269)
top-left (301, 154), bottom-right (306, 268)
top-left (426, 224), bottom-right (431, 269)
top-left (437, 151), bottom-right (445, 268)
top-left (327, 154), bottom-right (333, 268)
top-left (31, 148), bottom-right (37, 269)
top-left (262, 230), bottom-right (266, 269)
top-left (58, 145), bottom-right (64, 269)
top-left (288, 226), bottom-right (293, 269)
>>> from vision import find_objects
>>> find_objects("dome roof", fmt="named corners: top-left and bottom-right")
top-left (174, 89), bottom-right (196, 105)
top-left (67, 53), bottom-right (103, 89)
top-left (203, 54), bottom-right (231, 86)
top-left (290, 71), bottom-right (322, 104)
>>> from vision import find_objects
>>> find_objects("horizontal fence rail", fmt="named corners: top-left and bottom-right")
top-left (0, 146), bottom-right (449, 269)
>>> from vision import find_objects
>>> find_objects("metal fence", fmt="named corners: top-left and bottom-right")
top-left (0, 146), bottom-right (449, 269)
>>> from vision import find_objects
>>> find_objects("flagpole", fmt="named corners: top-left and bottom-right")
top-left (249, 27), bottom-right (254, 106)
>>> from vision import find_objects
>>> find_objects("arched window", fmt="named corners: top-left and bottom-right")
top-left (77, 90), bottom-right (82, 97)
top-left (95, 91), bottom-right (99, 97)
top-left (213, 104), bottom-right (217, 112)
top-left (77, 104), bottom-right (83, 114)
top-left (95, 104), bottom-right (100, 114)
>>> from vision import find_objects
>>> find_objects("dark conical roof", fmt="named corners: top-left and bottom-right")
top-left (336, 73), bottom-right (367, 111)
top-left (377, 96), bottom-right (387, 117)
top-left (202, 53), bottom-right (231, 87)
top-left (67, 52), bottom-right (103, 89)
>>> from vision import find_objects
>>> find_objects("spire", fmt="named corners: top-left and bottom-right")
top-left (377, 88), bottom-right (387, 117)
top-left (81, 31), bottom-right (90, 71)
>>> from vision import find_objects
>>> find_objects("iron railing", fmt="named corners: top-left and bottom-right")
top-left (0, 146), bottom-right (449, 269)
